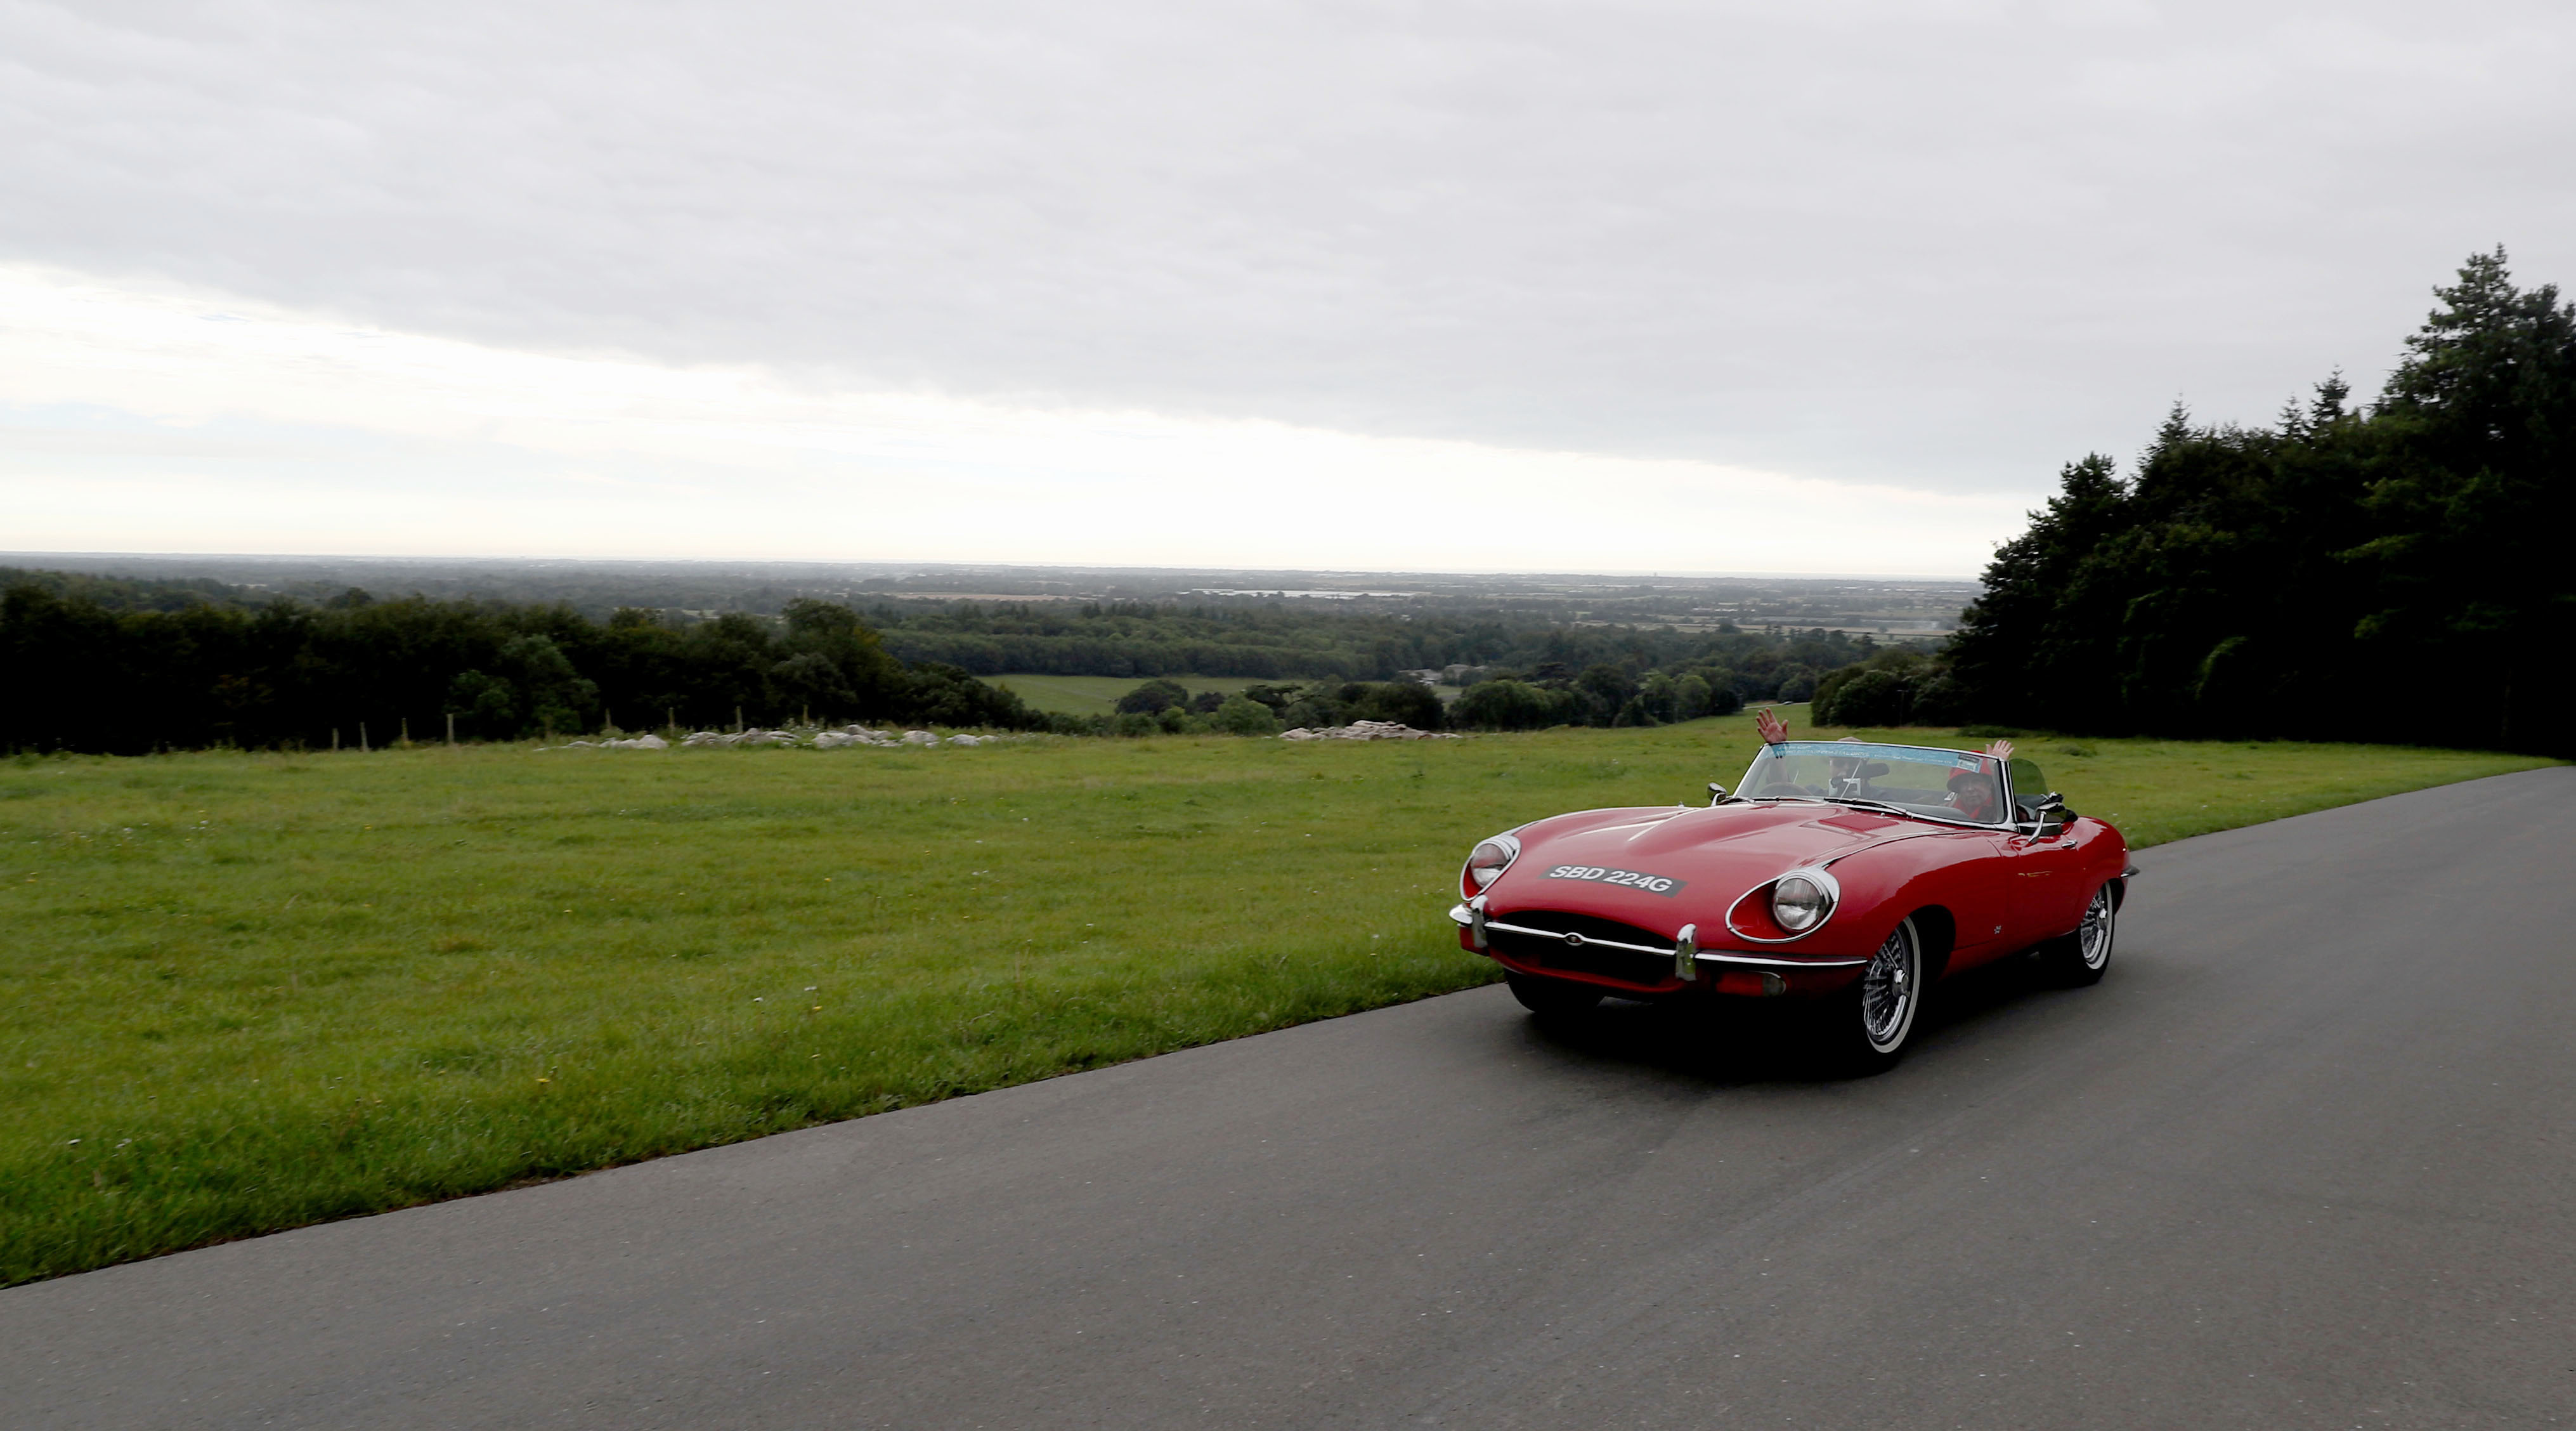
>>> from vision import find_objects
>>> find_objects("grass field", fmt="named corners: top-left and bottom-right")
top-left (1, 715), bottom-right (2553, 1285)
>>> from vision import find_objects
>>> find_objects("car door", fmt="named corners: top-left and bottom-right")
top-left (1923, 828), bottom-right (2023, 970)
top-left (1996, 758), bottom-right (2087, 945)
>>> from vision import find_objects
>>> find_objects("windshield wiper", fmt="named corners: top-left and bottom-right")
top-left (1824, 796), bottom-right (1914, 816)
top-left (1825, 796), bottom-right (1987, 828)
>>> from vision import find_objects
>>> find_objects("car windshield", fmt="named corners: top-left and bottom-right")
top-left (1736, 741), bottom-right (2010, 826)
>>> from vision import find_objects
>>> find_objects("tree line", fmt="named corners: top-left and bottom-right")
top-left (863, 597), bottom-right (1908, 684)
top-left (1857, 248), bottom-right (2570, 755)
top-left (1106, 636), bottom-right (1910, 735)
top-left (0, 569), bottom-right (1913, 751)
top-left (0, 590), bottom-right (1053, 754)
top-left (26, 254), bottom-right (2550, 754)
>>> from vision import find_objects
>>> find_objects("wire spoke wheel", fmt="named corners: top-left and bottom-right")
top-left (2038, 881), bottom-right (2117, 986)
top-left (1856, 917), bottom-right (1922, 1057)
top-left (2076, 884), bottom-right (2115, 970)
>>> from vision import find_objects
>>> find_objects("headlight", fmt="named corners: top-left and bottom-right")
top-left (1464, 835), bottom-right (1519, 891)
top-left (1772, 874), bottom-right (1830, 931)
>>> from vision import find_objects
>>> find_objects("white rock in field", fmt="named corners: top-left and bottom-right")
top-left (902, 729), bottom-right (939, 745)
top-left (947, 733), bottom-right (982, 746)
top-left (680, 728), bottom-right (797, 747)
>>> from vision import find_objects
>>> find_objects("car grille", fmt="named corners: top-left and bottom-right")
top-left (1488, 909), bottom-right (1677, 987)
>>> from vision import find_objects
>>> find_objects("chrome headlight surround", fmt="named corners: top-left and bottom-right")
top-left (1723, 865), bottom-right (1843, 943)
top-left (1460, 832), bottom-right (1522, 895)
top-left (1771, 872), bottom-right (1833, 931)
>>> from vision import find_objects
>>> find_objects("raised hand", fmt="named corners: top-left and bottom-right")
top-left (1755, 707), bottom-right (1790, 745)
top-left (1984, 737), bottom-right (2015, 761)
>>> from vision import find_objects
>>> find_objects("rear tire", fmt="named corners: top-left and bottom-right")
top-left (1828, 916), bottom-right (1923, 1075)
top-left (2035, 883), bottom-right (2116, 987)
top-left (1506, 971), bottom-right (1603, 1020)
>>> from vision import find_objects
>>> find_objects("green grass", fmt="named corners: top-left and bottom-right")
top-left (0, 716), bottom-right (2552, 1284)
top-left (984, 672), bottom-right (1267, 716)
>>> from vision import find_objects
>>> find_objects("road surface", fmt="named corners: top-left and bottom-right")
top-left (6, 768), bottom-right (2571, 1428)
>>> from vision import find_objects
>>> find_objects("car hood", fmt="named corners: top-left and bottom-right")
top-left (1492, 802), bottom-right (1954, 911)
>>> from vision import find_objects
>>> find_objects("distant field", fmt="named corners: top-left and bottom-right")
top-left (991, 673), bottom-right (1466, 716)
top-left (1, 716), bottom-right (2553, 1284)
top-left (986, 672), bottom-right (1266, 715)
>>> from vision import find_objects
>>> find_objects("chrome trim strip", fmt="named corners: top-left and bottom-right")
top-left (1446, 904), bottom-right (1866, 970)
top-left (1482, 918), bottom-right (1671, 958)
top-left (1696, 950), bottom-right (1868, 970)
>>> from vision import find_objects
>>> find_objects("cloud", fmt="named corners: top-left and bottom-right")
top-left (0, 0), bottom-right (2568, 539)
top-left (0, 265), bottom-right (2021, 572)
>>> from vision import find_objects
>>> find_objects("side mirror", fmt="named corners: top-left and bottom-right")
top-left (1707, 782), bottom-right (1727, 806)
top-left (2025, 792), bottom-right (2069, 835)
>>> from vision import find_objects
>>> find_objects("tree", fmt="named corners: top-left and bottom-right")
top-left (1814, 669), bottom-right (1906, 728)
top-left (1347, 681), bottom-right (1445, 729)
top-left (1451, 679), bottom-right (1575, 731)
top-left (1209, 695), bottom-right (1281, 735)
top-left (1943, 453), bottom-right (2133, 732)
top-left (2360, 247), bottom-right (2576, 750)
top-left (1938, 249), bottom-right (2575, 754)
top-left (1115, 678), bottom-right (1191, 714)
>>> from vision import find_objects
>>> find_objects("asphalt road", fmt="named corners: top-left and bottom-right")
top-left (6, 768), bottom-right (2572, 1429)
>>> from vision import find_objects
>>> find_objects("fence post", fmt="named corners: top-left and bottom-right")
top-left (400, 717), bottom-right (410, 747)
top-left (332, 728), bottom-right (340, 752)
top-left (667, 707), bottom-right (675, 736)
top-left (734, 705), bottom-right (743, 733)
top-left (360, 722), bottom-right (369, 753)
top-left (446, 712), bottom-right (456, 747)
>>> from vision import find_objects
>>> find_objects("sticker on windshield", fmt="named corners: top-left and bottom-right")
top-left (1541, 865), bottom-right (1687, 897)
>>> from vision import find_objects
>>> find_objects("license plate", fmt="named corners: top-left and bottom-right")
top-left (1540, 865), bottom-right (1687, 897)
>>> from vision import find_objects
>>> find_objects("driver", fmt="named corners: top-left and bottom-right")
top-left (1944, 766), bottom-right (2003, 821)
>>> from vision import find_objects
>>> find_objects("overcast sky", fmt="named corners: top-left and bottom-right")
top-left (3, 1), bottom-right (2571, 574)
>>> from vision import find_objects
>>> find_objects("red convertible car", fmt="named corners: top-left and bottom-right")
top-left (1449, 739), bottom-right (2131, 1069)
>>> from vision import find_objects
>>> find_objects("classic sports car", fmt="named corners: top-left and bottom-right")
top-left (1449, 739), bottom-right (2131, 1069)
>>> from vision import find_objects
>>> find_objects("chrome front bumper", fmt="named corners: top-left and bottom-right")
top-left (1448, 899), bottom-right (1870, 979)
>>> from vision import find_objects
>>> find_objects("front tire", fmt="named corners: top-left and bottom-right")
top-left (1830, 916), bottom-right (1923, 1074)
top-left (1505, 971), bottom-right (1603, 1021)
top-left (2036, 882), bottom-right (2116, 986)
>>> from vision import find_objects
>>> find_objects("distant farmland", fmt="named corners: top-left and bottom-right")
top-left (985, 673), bottom-right (1265, 716)
top-left (990, 673), bottom-right (1467, 717)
